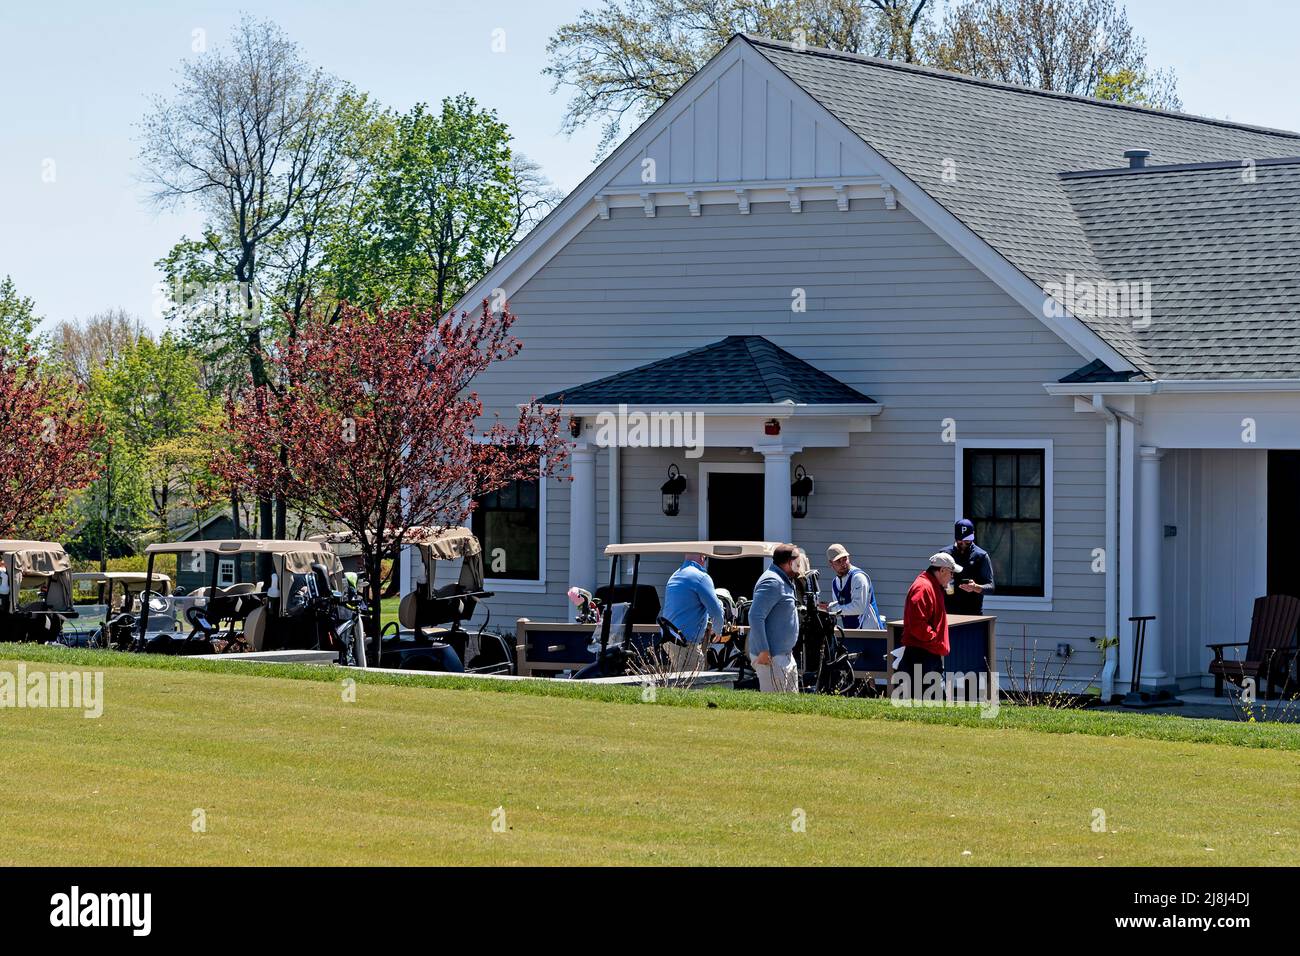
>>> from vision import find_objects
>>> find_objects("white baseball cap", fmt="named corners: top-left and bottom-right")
top-left (928, 552), bottom-right (963, 573)
top-left (827, 543), bottom-right (849, 563)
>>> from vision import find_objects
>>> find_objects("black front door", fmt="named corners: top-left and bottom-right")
top-left (1267, 451), bottom-right (1300, 599)
top-left (707, 471), bottom-right (765, 601)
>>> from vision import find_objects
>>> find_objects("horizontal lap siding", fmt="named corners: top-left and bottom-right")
top-left (474, 199), bottom-right (1108, 677)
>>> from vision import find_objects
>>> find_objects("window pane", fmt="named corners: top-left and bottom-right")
top-left (516, 479), bottom-right (538, 509)
top-left (1009, 523), bottom-right (1043, 588)
top-left (995, 486), bottom-right (1016, 518)
top-left (980, 521), bottom-right (1011, 583)
top-left (971, 454), bottom-right (994, 486)
top-left (472, 478), bottom-right (541, 581)
top-left (995, 454), bottom-right (1016, 486)
top-left (972, 486), bottom-right (994, 518)
top-left (1019, 454), bottom-right (1043, 486)
top-left (1018, 487), bottom-right (1042, 519)
top-left (497, 482), bottom-right (517, 510)
top-left (481, 511), bottom-right (539, 580)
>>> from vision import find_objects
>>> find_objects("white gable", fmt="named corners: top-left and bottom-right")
top-left (605, 54), bottom-right (874, 186)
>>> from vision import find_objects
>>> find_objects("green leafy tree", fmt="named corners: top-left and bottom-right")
top-left (0, 275), bottom-right (44, 355)
top-left (333, 96), bottom-right (518, 309)
top-left (90, 334), bottom-right (213, 537)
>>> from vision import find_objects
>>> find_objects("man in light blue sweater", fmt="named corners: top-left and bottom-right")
top-left (660, 552), bottom-right (726, 672)
top-left (747, 544), bottom-right (802, 693)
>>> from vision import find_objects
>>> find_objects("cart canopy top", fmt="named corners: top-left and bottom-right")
top-left (144, 539), bottom-right (342, 575)
top-left (603, 541), bottom-right (779, 560)
top-left (310, 527), bottom-right (482, 563)
top-left (72, 571), bottom-right (171, 589)
top-left (0, 540), bottom-right (72, 576)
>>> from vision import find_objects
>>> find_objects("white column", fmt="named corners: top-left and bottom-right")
top-left (762, 450), bottom-right (792, 544)
top-left (567, 445), bottom-right (598, 621)
top-left (1137, 445), bottom-right (1166, 684)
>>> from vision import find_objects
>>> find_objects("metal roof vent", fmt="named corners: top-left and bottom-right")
top-left (1123, 149), bottom-right (1151, 169)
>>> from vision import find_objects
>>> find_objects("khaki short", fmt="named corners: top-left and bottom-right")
top-left (663, 640), bottom-right (705, 673)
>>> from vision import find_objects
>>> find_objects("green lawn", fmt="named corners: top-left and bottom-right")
top-left (2, 650), bottom-right (1299, 865)
top-left (379, 595), bottom-right (399, 631)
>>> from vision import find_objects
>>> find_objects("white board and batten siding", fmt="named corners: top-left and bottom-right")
top-left (470, 197), bottom-right (1111, 680)
top-left (603, 52), bottom-right (874, 190)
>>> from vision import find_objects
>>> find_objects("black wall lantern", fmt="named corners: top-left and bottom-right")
top-left (661, 464), bottom-right (687, 517)
top-left (791, 465), bottom-right (813, 519)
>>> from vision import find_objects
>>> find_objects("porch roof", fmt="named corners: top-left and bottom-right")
top-left (537, 336), bottom-right (876, 408)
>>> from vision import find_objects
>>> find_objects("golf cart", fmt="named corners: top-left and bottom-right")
top-left (575, 540), bottom-right (858, 693)
top-left (63, 571), bottom-right (172, 648)
top-left (382, 527), bottom-right (512, 673)
top-left (132, 539), bottom-right (365, 662)
top-left (574, 541), bottom-right (777, 681)
top-left (0, 540), bottom-right (76, 643)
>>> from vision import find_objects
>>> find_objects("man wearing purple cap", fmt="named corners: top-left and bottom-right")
top-left (941, 518), bottom-right (995, 615)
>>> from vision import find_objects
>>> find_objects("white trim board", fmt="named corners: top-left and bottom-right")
top-left (953, 438), bottom-right (1055, 611)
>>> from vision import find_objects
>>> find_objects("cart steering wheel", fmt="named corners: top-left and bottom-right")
top-left (139, 590), bottom-right (171, 614)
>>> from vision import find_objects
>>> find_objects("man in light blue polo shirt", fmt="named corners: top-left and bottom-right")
top-left (660, 552), bottom-right (726, 672)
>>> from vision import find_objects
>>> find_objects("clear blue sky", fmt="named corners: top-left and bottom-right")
top-left (2, 0), bottom-right (1297, 331)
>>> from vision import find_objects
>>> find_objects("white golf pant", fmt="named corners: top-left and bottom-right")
top-left (755, 653), bottom-right (800, 693)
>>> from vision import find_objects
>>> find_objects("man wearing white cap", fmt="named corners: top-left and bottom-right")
top-left (896, 552), bottom-right (961, 695)
top-left (825, 544), bottom-right (883, 630)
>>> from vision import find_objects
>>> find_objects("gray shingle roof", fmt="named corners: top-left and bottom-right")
top-left (1061, 160), bottom-right (1300, 378)
top-left (538, 336), bottom-right (877, 406)
top-left (746, 35), bottom-right (1300, 380)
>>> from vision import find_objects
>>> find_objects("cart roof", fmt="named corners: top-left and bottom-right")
top-left (309, 527), bottom-right (481, 561)
top-left (72, 571), bottom-right (171, 585)
top-left (145, 539), bottom-right (332, 556)
top-left (0, 540), bottom-right (71, 574)
top-left (144, 539), bottom-right (342, 575)
top-left (406, 526), bottom-right (481, 561)
top-left (603, 540), bottom-right (779, 559)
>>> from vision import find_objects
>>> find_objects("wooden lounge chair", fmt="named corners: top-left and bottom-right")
top-left (1208, 594), bottom-right (1300, 697)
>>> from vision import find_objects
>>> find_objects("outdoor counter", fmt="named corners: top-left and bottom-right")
top-left (885, 614), bottom-right (997, 684)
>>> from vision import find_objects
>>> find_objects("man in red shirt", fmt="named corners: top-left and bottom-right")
top-left (896, 552), bottom-right (961, 698)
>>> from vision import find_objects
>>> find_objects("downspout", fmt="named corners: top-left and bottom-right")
top-left (1093, 394), bottom-right (1121, 701)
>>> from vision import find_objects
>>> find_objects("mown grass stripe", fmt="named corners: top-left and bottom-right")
top-left (3, 642), bottom-right (1296, 752)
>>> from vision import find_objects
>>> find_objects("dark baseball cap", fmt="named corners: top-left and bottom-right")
top-left (955, 518), bottom-right (975, 542)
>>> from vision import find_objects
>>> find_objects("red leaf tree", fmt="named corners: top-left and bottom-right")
top-left (217, 301), bottom-right (568, 658)
top-left (0, 347), bottom-right (103, 538)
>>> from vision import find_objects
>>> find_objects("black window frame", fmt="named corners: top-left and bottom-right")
top-left (962, 447), bottom-right (1046, 598)
top-left (471, 477), bottom-right (542, 583)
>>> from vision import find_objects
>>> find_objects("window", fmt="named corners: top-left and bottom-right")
top-left (472, 478), bottom-right (541, 582)
top-left (218, 559), bottom-right (236, 587)
top-left (963, 448), bottom-right (1046, 597)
